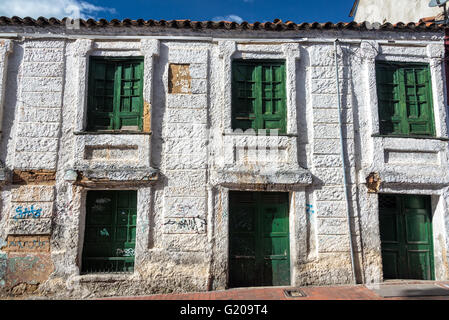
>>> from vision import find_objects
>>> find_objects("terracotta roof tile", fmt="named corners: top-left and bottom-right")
top-left (0, 16), bottom-right (445, 31)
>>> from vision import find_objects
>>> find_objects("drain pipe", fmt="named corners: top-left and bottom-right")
top-left (334, 39), bottom-right (357, 284)
top-left (206, 185), bottom-right (215, 291)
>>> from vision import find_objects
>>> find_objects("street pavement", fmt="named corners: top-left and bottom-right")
top-left (102, 280), bottom-right (449, 300)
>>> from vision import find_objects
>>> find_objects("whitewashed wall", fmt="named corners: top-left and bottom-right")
top-left (0, 26), bottom-right (447, 297)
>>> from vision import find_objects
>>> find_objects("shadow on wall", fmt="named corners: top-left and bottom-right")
top-left (296, 46), bottom-right (309, 169)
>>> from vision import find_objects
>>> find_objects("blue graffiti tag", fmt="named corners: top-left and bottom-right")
top-left (13, 205), bottom-right (43, 220)
top-left (306, 204), bottom-right (315, 214)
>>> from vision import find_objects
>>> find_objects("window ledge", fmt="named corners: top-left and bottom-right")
top-left (371, 134), bottom-right (449, 141)
top-left (74, 131), bottom-right (152, 135)
top-left (223, 132), bottom-right (298, 137)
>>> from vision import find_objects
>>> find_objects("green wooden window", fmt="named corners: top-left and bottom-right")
top-left (87, 57), bottom-right (144, 131)
top-left (232, 60), bottom-right (287, 133)
top-left (376, 62), bottom-right (435, 136)
top-left (82, 190), bottom-right (137, 273)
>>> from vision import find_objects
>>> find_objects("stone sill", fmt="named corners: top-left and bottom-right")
top-left (75, 273), bottom-right (135, 283)
top-left (371, 133), bottom-right (449, 141)
top-left (223, 132), bottom-right (298, 137)
top-left (74, 131), bottom-right (152, 135)
top-left (212, 166), bottom-right (313, 187)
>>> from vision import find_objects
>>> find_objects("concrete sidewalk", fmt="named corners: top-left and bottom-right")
top-left (103, 280), bottom-right (449, 300)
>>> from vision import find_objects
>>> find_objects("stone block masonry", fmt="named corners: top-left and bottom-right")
top-left (14, 40), bottom-right (64, 170)
top-left (310, 43), bottom-right (359, 268)
top-left (162, 46), bottom-right (210, 251)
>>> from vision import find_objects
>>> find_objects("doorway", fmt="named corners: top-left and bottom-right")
top-left (81, 190), bottom-right (137, 273)
top-left (228, 191), bottom-right (290, 287)
top-left (379, 194), bottom-right (435, 280)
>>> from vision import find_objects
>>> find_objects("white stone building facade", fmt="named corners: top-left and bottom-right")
top-left (0, 18), bottom-right (448, 298)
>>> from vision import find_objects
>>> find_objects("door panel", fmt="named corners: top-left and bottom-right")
top-left (404, 213), bottom-right (430, 244)
top-left (379, 212), bottom-right (400, 244)
top-left (407, 250), bottom-right (432, 280)
top-left (382, 250), bottom-right (401, 279)
top-left (379, 194), bottom-right (434, 280)
top-left (229, 192), bottom-right (290, 288)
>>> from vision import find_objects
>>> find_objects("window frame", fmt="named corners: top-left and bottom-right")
top-left (231, 59), bottom-right (287, 134)
top-left (87, 56), bottom-right (145, 132)
top-left (375, 61), bottom-right (436, 137)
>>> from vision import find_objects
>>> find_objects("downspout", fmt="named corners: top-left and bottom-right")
top-left (0, 40), bottom-right (13, 140)
top-left (445, 29), bottom-right (449, 101)
top-left (334, 39), bottom-right (357, 284)
top-left (206, 185), bottom-right (215, 291)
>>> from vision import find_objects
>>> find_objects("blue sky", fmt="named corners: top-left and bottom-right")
top-left (0, 0), bottom-right (356, 23)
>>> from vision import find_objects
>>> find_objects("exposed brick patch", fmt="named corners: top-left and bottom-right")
top-left (12, 170), bottom-right (56, 185)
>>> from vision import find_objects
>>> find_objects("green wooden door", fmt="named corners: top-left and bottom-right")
top-left (229, 191), bottom-right (290, 287)
top-left (379, 194), bottom-right (435, 280)
top-left (82, 190), bottom-right (137, 273)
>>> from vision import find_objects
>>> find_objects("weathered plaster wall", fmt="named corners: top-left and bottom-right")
top-left (0, 26), bottom-right (447, 298)
top-left (353, 0), bottom-right (443, 23)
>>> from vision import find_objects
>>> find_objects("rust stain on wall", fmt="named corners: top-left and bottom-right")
top-left (12, 170), bottom-right (56, 185)
top-left (2, 235), bottom-right (50, 253)
top-left (143, 101), bottom-right (151, 133)
top-left (168, 64), bottom-right (191, 94)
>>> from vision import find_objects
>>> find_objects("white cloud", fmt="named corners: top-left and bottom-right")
top-left (0, 0), bottom-right (116, 19)
top-left (212, 14), bottom-right (244, 23)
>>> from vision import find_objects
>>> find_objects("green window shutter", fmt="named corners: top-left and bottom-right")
top-left (87, 57), bottom-right (144, 131)
top-left (87, 59), bottom-right (116, 130)
top-left (232, 60), bottom-right (286, 133)
top-left (376, 62), bottom-right (435, 136)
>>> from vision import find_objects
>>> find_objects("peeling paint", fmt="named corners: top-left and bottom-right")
top-left (143, 101), bottom-right (151, 133)
top-left (168, 64), bottom-right (191, 94)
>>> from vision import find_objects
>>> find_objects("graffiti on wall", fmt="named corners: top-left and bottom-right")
top-left (164, 216), bottom-right (207, 233)
top-left (7, 256), bottom-right (47, 273)
top-left (13, 205), bottom-right (43, 220)
top-left (116, 248), bottom-right (135, 257)
top-left (1, 236), bottom-right (50, 253)
top-left (306, 204), bottom-right (315, 215)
